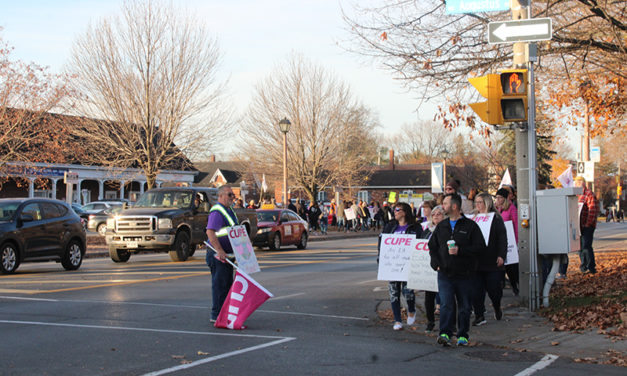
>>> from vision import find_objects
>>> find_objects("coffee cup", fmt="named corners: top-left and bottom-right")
top-left (447, 240), bottom-right (456, 249)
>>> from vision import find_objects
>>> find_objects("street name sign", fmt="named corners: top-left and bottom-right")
top-left (446, 0), bottom-right (510, 14)
top-left (488, 18), bottom-right (552, 44)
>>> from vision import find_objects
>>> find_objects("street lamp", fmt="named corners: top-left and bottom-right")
top-left (279, 118), bottom-right (291, 207)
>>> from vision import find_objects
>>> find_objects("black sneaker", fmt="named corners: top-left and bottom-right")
top-left (472, 316), bottom-right (486, 326)
top-left (494, 306), bottom-right (503, 321)
top-left (425, 322), bottom-right (435, 332)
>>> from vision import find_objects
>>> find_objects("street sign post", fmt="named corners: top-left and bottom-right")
top-left (488, 18), bottom-right (552, 44)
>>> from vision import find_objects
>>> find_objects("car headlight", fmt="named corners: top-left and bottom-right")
top-left (257, 227), bottom-right (271, 234)
top-left (158, 218), bottom-right (172, 229)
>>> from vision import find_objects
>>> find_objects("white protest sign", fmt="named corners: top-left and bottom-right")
top-left (504, 220), bottom-right (519, 265)
top-left (377, 234), bottom-right (415, 281)
top-left (228, 225), bottom-right (260, 274)
top-left (469, 212), bottom-right (494, 246)
top-left (344, 208), bottom-right (356, 221)
top-left (407, 239), bottom-right (438, 292)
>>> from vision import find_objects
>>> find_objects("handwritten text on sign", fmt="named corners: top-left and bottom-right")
top-left (504, 220), bottom-right (519, 265)
top-left (377, 234), bottom-right (415, 281)
top-left (469, 212), bottom-right (494, 246)
top-left (228, 225), bottom-right (260, 274)
top-left (407, 239), bottom-right (438, 292)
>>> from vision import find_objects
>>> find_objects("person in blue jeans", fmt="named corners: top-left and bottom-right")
top-left (428, 193), bottom-right (485, 347)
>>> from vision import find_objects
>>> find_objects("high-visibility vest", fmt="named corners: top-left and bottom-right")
top-left (210, 204), bottom-right (239, 237)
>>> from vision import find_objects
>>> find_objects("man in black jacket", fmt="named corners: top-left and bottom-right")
top-left (428, 193), bottom-right (485, 347)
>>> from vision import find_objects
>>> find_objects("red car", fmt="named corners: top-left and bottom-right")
top-left (253, 209), bottom-right (308, 250)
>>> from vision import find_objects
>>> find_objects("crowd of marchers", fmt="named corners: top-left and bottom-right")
top-left (375, 177), bottom-right (599, 348)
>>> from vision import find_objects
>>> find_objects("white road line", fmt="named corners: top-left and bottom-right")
top-left (0, 319), bottom-right (291, 340)
top-left (256, 309), bottom-right (368, 321)
top-left (357, 279), bottom-right (379, 284)
top-left (142, 337), bottom-right (295, 376)
top-left (271, 292), bottom-right (306, 300)
top-left (0, 296), bottom-right (367, 320)
top-left (0, 295), bottom-right (58, 302)
top-left (513, 354), bottom-right (559, 376)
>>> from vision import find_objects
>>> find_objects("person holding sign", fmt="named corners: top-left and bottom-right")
top-left (420, 205), bottom-right (447, 332)
top-left (428, 193), bottom-right (485, 347)
top-left (378, 202), bottom-right (421, 331)
top-left (496, 187), bottom-right (519, 296)
top-left (206, 186), bottom-right (239, 323)
top-left (471, 193), bottom-right (507, 326)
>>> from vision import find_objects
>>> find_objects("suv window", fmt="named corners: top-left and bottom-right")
top-left (41, 202), bottom-right (64, 219)
top-left (22, 203), bottom-right (43, 221)
top-left (281, 212), bottom-right (290, 222)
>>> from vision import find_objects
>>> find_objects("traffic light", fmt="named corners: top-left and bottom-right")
top-left (500, 69), bottom-right (528, 122)
top-left (618, 185), bottom-right (622, 198)
top-left (468, 74), bottom-right (503, 125)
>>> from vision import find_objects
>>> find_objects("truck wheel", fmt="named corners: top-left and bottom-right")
top-left (61, 240), bottom-right (84, 270)
top-left (109, 247), bottom-right (131, 263)
top-left (169, 232), bottom-right (190, 262)
top-left (269, 232), bottom-right (281, 251)
top-left (297, 232), bottom-right (308, 250)
top-left (97, 223), bottom-right (107, 236)
top-left (1, 242), bottom-right (20, 274)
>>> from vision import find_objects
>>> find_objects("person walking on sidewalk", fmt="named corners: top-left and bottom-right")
top-left (471, 193), bottom-right (507, 326)
top-left (496, 187), bottom-right (519, 296)
top-left (574, 176), bottom-right (599, 274)
top-left (378, 202), bottom-right (420, 331)
top-left (206, 185), bottom-right (239, 323)
top-left (429, 193), bottom-right (485, 347)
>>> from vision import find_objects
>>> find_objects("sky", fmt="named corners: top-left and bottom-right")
top-left (1, 0), bottom-right (440, 158)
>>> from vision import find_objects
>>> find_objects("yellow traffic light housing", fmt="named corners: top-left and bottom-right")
top-left (468, 74), bottom-right (503, 125)
top-left (618, 185), bottom-right (622, 198)
top-left (500, 69), bottom-right (528, 122)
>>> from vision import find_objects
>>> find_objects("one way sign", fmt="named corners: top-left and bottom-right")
top-left (488, 18), bottom-right (552, 44)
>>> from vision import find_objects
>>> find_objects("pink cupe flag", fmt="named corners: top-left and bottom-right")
top-left (214, 270), bottom-right (273, 330)
top-left (557, 165), bottom-right (574, 188)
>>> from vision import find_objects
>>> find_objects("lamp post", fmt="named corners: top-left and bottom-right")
top-left (279, 118), bottom-right (291, 207)
top-left (441, 148), bottom-right (449, 190)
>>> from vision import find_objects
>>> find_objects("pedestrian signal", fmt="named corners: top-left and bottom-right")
top-left (468, 74), bottom-right (503, 125)
top-left (500, 69), bottom-right (528, 122)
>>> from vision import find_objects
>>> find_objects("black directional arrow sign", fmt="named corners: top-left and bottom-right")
top-left (488, 18), bottom-right (552, 44)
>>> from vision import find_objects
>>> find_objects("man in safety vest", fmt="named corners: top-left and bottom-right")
top-left (206, 185), bottom-right (239, 322)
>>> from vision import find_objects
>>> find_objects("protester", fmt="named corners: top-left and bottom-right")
top-left (417, 200), bottom-right (435, 225)
top-left (496, 187), bottom-right (519, 296)
top-left (320, 205), bottom-right (329, 235)
top-left (308, 201), bottom-right (321, 235)
top-left (296, 200), bottom-right (307, 221)
top-left (420, 204), bottom-right (446, 332)
top-left (329, 199), bottom-right (337, 226)
top-left (287, 199), bottom-right (297, 212)
top-left (246, 200), bottom-right (257, 209)
top-left (574, 176), bottom-right (599, 274)
top-left (428, 193), bottom-right (484, 347)
top-left (372, 201), bottom-right (383, 230)
top-left (336, 200), bottom-right (346, 231)
top-left (378, 202), bottom-right (420, 330)
top-left (472, 193), bottom-right (507, 326)
top-left (381, 201), bottom-right (393, 226)
top-left (359, 200), bottom-right (370, 231)
top-left (445, 179), bottom-right (472, 215)
top-left (206, 185), bottom-right (239, 323)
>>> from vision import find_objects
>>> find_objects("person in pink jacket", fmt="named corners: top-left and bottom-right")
top-left (495, 187), bottom-right (519, 295)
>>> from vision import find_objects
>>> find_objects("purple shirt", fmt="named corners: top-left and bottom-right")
top-left (206, 204), bottom-right (238, 253)
top-left (394, 224), bottom-right (409, 234)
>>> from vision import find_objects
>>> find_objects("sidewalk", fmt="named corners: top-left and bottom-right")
top-left (377, 290), bottom-right (625, 364)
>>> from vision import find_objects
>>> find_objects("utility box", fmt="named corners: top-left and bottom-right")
top-left (536, 187), bottom-right (583, 254)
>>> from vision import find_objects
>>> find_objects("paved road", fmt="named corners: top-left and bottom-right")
top-left (593, 221), bottom-right (627, 250)
top-left (0, 238), bottom-right (623, 375)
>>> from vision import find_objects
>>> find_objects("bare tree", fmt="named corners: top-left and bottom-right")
top-left (343, 0), bottom-right (626, 103)
top-left (0, 32), bottom-right (74, 169)
top-left (389, 120), bottom-right (458, 163)
top-left (240, 54), bottom-right (379, 202)
top-left (66, 0), bottom-right (229, 188)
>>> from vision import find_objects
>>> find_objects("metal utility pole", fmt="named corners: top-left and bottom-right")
top-left (511, 0), bottom-right (539, 310)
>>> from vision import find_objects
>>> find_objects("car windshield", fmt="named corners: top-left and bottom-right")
top-left (134, 191), bottom-right (193, 209)
top-left (257, 210), bottom-right (280, 222)
top-left (0, 201), bottom-right (20, 221)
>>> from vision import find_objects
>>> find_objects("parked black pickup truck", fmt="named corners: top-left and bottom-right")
top-left (104, 187), bottom-right (257, 262)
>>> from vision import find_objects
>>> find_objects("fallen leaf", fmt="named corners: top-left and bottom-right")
top-left (171, 355), bottom-right (185, 359)
top-left (551, 341), bottom-right (560, 346)
top-left (197, 351), bottom-right (210, 356)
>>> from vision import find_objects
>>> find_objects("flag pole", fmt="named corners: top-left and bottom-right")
top-left (203, 241), bottom-right (239, 270)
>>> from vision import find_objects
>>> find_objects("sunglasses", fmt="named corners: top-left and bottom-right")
top-left (394, 207), bottom-right (404, 212)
